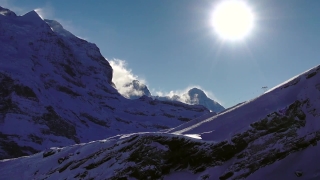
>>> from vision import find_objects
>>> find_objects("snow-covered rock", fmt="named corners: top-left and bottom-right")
top-left (124, 80), bottom-right (151, 99)
top-left (116, 77), bottom-right (224, 112)
top-left (1, 64), bottom-right (319, 179)
top-left (0, 6), bottom-right (209, 160)
top-left (155, 88), bottom-right (225, 113)
top-left (186, 88), bottom-right (225, 112)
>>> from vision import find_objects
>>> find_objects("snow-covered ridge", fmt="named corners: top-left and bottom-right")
top-left (1, 96), bottom-right (319, 179)
top-left (168, 64), bottom-right (320, 140)
top-left (1, 62), bottom-right (319, 179)
top-left (0, 6), bottom-right (208, 160)
top-left (44, 19), bottom-right (76, 38)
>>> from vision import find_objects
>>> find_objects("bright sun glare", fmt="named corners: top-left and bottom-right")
top-left (211, 0), bottom-right (254, 41)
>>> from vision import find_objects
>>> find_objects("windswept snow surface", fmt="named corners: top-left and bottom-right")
top-left (0, 133), bottom-right (203, 180)
top-left (168, 65), bottom-right (320, 142)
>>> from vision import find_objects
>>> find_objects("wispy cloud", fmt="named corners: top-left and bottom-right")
top-left (34, 2), bottom-right (54, 19)
top-left (33, 3), bottom-right (81, 38)
top-left (109, 59), bottom-right (147, 98)
top-left (0, 0), bottom-right (27, 15)
top-left (109, 59), bottom-right (222, 104)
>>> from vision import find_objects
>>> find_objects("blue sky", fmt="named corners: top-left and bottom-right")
top-left (2, 0), bottom-right (320, 107)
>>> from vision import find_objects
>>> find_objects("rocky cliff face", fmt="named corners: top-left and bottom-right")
top-left (0, 7), bottom-right (209, 160)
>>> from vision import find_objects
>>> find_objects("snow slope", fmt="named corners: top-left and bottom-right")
top-left (0, 6), bottom-right (209, 160)
top-left (168, 66), bottom-right (320, 141)
top-left (1, 63), bottom-right (319, 179)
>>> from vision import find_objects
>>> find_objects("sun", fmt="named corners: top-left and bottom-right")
top-left (211, 0), bottom-right (254, 41)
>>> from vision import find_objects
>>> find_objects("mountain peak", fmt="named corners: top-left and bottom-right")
top-left (188, 87), bottom-right (207, 97)
top-left (0, 6), bottom-right (17, 17)
top-left (124, 80), bottom-right (151, 99)
top-left (153, 87), bottom-right (225, 113)
top-left (23, 10), bottom-right (41, 18)
top-left (19, 10), bottom-right (45, 26)
top-left (186, 87), bottom-right (225, 112)
top-left (132, 79), bottom-right (143, 86)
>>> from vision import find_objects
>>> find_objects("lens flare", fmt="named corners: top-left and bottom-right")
top-left (211, 0), bottom-right (254, 41)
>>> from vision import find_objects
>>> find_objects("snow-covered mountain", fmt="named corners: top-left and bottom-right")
top-left (2, 6), bottom-right (320, 180)
top-left (186, 88), bottom-right (225, 112)
top-left (155, 88), bottom-right (225, 113)
top-left (124, 80), bottom-right (151, 99)
top-left (0, 6), bottom-right (209, 160)
top-left (1, 63), bottom-right (319, 179)
top-left (119, 78), bottom-right (224, 112)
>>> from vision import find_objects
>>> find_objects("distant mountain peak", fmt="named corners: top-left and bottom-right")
top-left (19, 10), bottom-right (45, 26)
top-left (188, 87), bottom-right (205, 94)
top-left (121, 83), bottom-right (225, 112)
top-left (152, 87), bottom-right (225, 113)
top-left (187, 88), bottom-right (207, 102)
top-left (132, 80), bottom-right (146, 88)
top-left (185, 87), bottom-right (224, 112)
top-left (0, 6), bottom-right (16, 17)
top-left (124, 80), bottom-right (151, 99)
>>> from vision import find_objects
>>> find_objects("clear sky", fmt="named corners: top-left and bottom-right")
top-left (2, 0), bottom-right (320, 108)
